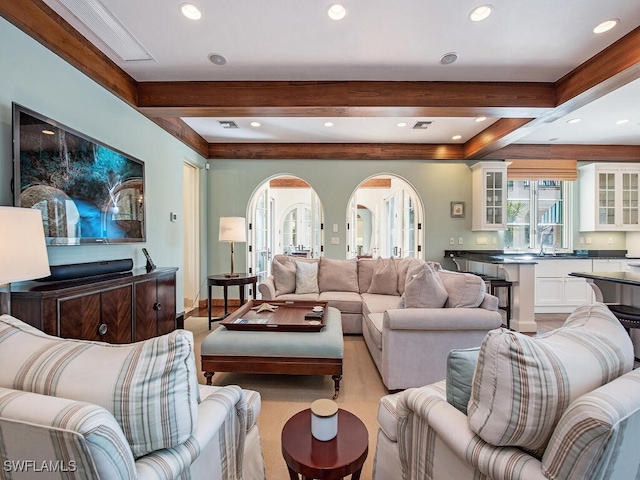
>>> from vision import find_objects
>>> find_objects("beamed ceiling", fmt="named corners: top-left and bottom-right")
top-left (2, 0), bottom-right (640, 162)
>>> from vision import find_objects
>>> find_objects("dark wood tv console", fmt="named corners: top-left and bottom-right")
top-left (10, 267), bottom-right (178, 343)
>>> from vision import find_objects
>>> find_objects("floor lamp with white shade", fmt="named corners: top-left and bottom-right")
top-left (0, 207), bottom-right (51, 315)
top-left (218, 216), bottom-right (246, 278)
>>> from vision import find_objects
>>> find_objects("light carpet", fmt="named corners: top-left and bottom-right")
top-left (185, 316), bottom-right (389, 480)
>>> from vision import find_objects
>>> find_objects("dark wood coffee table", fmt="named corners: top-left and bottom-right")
top-left (281, 408), bottom-right (368, 480)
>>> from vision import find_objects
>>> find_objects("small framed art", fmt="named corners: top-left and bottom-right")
top-left (450, 201), bottom-right (465, 218)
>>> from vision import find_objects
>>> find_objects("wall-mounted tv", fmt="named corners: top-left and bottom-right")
top-left (12, 103), bottom-right (146, 245)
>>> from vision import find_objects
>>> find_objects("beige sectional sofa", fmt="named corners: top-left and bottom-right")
top-left (258, 255), bottom-right (503, 390)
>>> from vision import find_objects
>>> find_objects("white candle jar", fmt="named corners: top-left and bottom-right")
top-left (310, 399), bottom-right (338, 441)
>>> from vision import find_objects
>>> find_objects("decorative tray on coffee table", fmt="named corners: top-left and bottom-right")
top-left (219, 300), bottom-right (328, 332)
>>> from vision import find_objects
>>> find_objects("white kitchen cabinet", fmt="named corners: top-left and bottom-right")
top-left (592, 258), bottom-right (636, 272)
top-left (471, 162), bottom-right (507, 231)
top-left (535, 259), bottom-right (594, 313)
top-left (579, 163), bottom-right (640, 231)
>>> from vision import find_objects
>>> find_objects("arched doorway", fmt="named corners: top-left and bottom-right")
top-left (248, 175), bottom-right (324, 284)
top-left (347, 174), bottom-right (423, 259)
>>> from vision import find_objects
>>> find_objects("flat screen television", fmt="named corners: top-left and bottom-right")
top-left (12, 103), bottom-right (146, 245)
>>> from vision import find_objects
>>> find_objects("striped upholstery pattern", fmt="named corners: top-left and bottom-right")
top-left (467, 303), bottom-right (633, 454)
top-left (395, 382), bottom-right (546, 480)
top-left (542, 367), bottom-right (640, 480)
top-left (0, 315), bottom-right (199, 458)
top-left (0, 387), bottom-right (136, 479)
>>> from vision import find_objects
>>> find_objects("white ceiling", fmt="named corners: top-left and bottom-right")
top-left (42, 0), bottom-right (640, 145)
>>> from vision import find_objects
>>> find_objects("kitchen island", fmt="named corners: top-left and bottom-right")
top-left (445, 251), bottom-right (538, 333)
top-left (568, 270), bottom-right (640, 358)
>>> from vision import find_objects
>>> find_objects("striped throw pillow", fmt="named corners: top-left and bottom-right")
top-left (467, 303), bottom-right (633, 454)
top-left (0, 315), bottom-right (199, 458)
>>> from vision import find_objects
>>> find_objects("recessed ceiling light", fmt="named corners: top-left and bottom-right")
top-left (180, 3), bottom-right (201, 20)
top-left (324, 121), bottom-right (334, 127)
top-left (42, 129), bottom-right (55, 135)
top-left (452, 135), bottom-right (463, 140)
top-left (439, 52), bottom-right (459, 65)
top-left (327, 4), bottom-right (347, 20)
top-left (593, 18), bottom-right (619, 34)
top-left (475, 116), bottom-right (487, 122)
top-left (397, 122), bottom-right (407, 127)
top-left (469, 4), bottom-right (493, 22)
top-left (250, 121), bottom-right (261, 127)
top-left (548, 137), bottom-right (559, 142)
top-left (567, 118), bottom-right (581, 124)
top-left (616, 119), bottom-right (629, 125)
top-left (208, 53), bottom-right (227, 65)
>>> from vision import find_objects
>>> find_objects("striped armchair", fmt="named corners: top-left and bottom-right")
top-left (373, 303), bottom-right (640, 480)
top-left (0, 315), bottom-right (266, 480)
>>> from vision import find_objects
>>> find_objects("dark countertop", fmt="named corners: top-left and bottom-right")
top-left (569, 271), bottom-right (640, 287)
top-left (444, 249), bottom-right (636, 265)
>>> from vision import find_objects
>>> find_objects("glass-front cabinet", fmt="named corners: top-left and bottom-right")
top-left (471, 162), bottom-right (508, 231)
top-left (579, 163), bottom-right (640, 231)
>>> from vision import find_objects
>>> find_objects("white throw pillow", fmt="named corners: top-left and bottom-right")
top-left (367, 257), bottom-right (399, 295)
top-left (295, 260), bottom-right (319, 294)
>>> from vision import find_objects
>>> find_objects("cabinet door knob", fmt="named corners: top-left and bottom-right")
top-left (98, 323), bottom-right (108, 336)
top-left (154, 303), bottom-right (162, 311)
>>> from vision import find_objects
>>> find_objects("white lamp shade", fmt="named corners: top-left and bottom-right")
top-left (218, 217), bottom-right (246, 243)
top-left (0, 207), bottom-right (51, 284)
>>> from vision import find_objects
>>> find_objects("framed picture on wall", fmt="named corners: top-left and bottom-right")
top-left (451, 201), bottom-right (465, 218)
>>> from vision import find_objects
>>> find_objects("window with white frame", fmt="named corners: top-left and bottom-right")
top-left (505, 180), bottom-right (570, 252)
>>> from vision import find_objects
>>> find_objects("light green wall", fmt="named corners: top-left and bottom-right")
top-left (0, 18), bottom-right (209, 310)
top-left (207, 159), bottom-right (488, 276)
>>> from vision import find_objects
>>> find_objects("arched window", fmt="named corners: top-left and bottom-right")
top-left (248, 175), bottom-right (323, 284)
top-left (347, 174), bottom-right (423, 259)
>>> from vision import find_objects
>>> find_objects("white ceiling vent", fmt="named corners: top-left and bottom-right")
top-left (413, 121), bottom-right (433, 129)
top-left (54, 0), bottom-right (154, 61)
top-left (219, 121), bottom-right (238, 129)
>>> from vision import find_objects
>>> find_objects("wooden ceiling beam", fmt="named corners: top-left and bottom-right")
top-left (209, 143), bottom-right (465, 160)
top-left (0, 0), bottom-right (137, 106)
top-left (137, 81), bottom-right (555, 118)
top-left (483, 144), bottom-right (640, 162)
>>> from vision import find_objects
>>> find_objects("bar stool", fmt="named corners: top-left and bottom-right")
top-left (607, 304), bottom-right (640, 332)
top-left (482, 276), bottom-right (513, 330)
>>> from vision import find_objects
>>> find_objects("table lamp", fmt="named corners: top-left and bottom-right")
top-left (0, 207), bottom-right (51, 315)
top-left (218, 216), bottom-right (246, 278)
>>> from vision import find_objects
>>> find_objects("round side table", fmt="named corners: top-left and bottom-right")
top-left (281, 408), bottom-right (368, 480)
top-left (207, 273), bottom-right (257, 329)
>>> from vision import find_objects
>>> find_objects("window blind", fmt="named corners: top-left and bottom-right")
top-left (507, 159), bottom-right (578, 181)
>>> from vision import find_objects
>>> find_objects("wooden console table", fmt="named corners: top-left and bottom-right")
top-left (10, 267), bottom-right (177, 343)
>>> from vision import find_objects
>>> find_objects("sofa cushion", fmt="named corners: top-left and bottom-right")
top-left (357, 258), bottom-right (377, 293)
top-left (377, 390), bottom-right (403, 442)
top-left (438, 270), bottom-right (486, 308)
top-left (0, 315), bottom-right (199, 459)
top-left (361, 293), bottom-right (403, 316)
top-left (318, 257), bottom-right (359, 293)
top-left (367, 257), bottom-right (399, 295)
top-left (272, 256), bottom-right (296, 296)
top-left (541, 367), bottom-right (640, 480)
top-left (395, 257), bottom-right (424, 295)
top-left (403, 263), bottom-right (448, 308)
top-left (365, 313), bottom-right (384, 349)
top-left (274, 292), bottom-right (320, 302)
top-left (445, 347), bottom-right (480, 415)
top-left (295, 260), bottom-right (319, 294)
top-left (319, 291), bottom-right (363, 314)
top-left (467, 303), bottom-right (634, 455)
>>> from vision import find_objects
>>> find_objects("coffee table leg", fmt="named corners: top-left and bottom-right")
top-left (332, 375), bottom-right (342, 399)
top-left (351, 467), bottom-right (363, 480)
top-left (286, 466), bottom-right (299, 480)
top-left (204, 372), bottom-right (214, 385)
